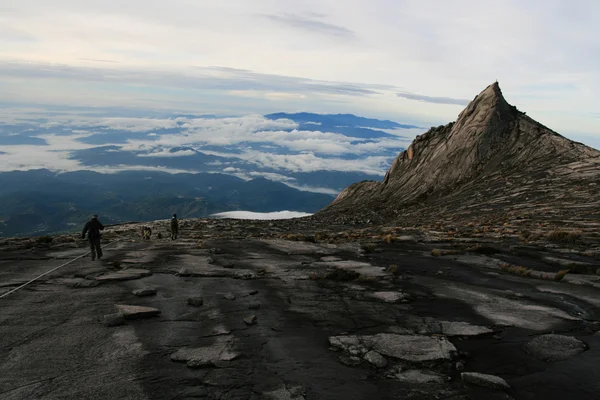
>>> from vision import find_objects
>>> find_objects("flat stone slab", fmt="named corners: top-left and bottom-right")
top-left (462, 372), bottom-right (510, 390)
top-left (524, 334), bottom-right (587, 362)
top-left (329, 334), bottom-right (456, 362)
top-left (170, 336), bottom-right (241, 368)
top-left (409, 318), bottom-right (494, 337)
top-left (262, 385), bottom-right (306, 400)
top-left (115, 304), bottom-right (161, 319)
top-left (394, 370), bottom-right (445, 384)
top-left (369, 291), bottom-right (408, 303)
top-left (133, 288), bottom-right (157, 297)
top-left (96, 269), bottom-right (152, 282)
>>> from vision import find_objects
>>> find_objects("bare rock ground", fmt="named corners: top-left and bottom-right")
top-left (1, 220), bottom-right (600, 399)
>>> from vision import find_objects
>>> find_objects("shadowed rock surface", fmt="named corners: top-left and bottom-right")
top-left (1, 222), bottom-right (599, 399)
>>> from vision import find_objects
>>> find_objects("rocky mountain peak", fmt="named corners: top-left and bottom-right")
top-left (322, 82), bottom-right (600, 227)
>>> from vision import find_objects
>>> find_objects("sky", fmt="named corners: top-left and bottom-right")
top-left (1, 0), bottom-right (599, 147)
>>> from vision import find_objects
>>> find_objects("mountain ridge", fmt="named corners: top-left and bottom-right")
top-left (320, 82), bottom-right (600, 228)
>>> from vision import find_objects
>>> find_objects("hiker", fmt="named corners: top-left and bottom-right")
top-left (170, 214), bottom-right (179, 240)
top-left (141, 226), bottom-right (152, 240)
top-left (82, 214), bottom-right (104, 261)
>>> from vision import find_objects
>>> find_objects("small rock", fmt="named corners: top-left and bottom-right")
top-left (133, 288), bottom-right (157, 297)
top-left (455, 361), bottom-right (465, 371)
top-left (462, 372), bottom-right (510, 390)
top-left (177, 267), bottom-right (190, 277)
top-left (187, 297), bottom-right (204, 307)
top-left (436, 270), bottom-right (444, 275)
top-left (244, 315), bottom-right (257, 325)
top-left (339, 355), bottom-right (361, 366)
top-left (364, 351), bottom-right (387, 368)
top-left (233, 271), bottom-right (257, 280)
top-left (207, 257), bottom-right (216, 265)
top-left (249, 302), bottom-right (261, 310)
top-left (224, 293), bottom-right (236, 300)
top-left (249, 290), bottom-right (259, 295)
top-left (115, 304), bottom-right (161, 319)
top-left (370, 291), bottom-right (408, 303)
top-left (523, 334), bottom-right (587, 362)
top-left (103, 312), bottom-right (125, 327)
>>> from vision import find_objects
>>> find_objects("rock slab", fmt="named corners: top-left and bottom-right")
top-left (171, 336), bottom-right (240, 368)
top-left (523, 334), bottom-right (587, 362)
top-left (115, 304), bottom-right (161, 319)
top-left (133, 288), bottom-right (157, 297)
top-left (395, 370), bottom-right (445, 384)
top-left (96, 269), bottom-right (152, 282)
top-left (329, 334), bottom-right (456, 362)
top-left (462, 372), bottom-right (510, 390)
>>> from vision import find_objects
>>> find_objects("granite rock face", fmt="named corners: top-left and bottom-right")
top-left (320, 82), bottom-right (600, 228)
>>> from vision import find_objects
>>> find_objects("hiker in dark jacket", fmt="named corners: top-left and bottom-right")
top-left (82, 214), bottom-right (104, 260)
top-left (170, 214), bottom-right (179, 240)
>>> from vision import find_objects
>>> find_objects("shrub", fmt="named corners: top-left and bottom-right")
top-left (547, 230), bottom-right (581, 244)
top-left (466, 245), bottom-right (500, 255)
top-left (500, 263), bottom-right (532, 277)
top-left (361, 243), bottom-right (377, 254)
top-left (36, 236), bottom-right (53, 244)
top-left (554, 269), bottom-right (570, 281)
top-left (311, 268), bottom-right (360, 282)
top-left (386, 264), bottom-right (400, 276)
top-left (431, 249), bottom-right (461, 257)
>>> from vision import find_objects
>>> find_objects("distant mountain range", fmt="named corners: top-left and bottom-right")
top-left (0, 170), bottom-right (333, 237)
top-left (265, 112), bottom-right (420, 139)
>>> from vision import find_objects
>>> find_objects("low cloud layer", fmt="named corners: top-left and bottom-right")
top-left (397, 92), bottom-right (470, 106)
top-left (212, 210), bottom-right (312, 220)
top-left (0, 110), bottom-right (419, 193)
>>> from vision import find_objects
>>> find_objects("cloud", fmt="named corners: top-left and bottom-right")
top-left (77, 58), bottom-right (119, 63)
top-left (200, 148), bottom-right (391, 176)
top-left (212, 210), bottom-right (312, 220)
top-left (137, 149), bottom-right (196, 157)
top-left (265, 13), bottom-right (356, 40)
top-left (397, 92), bottom-right (470, 106)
